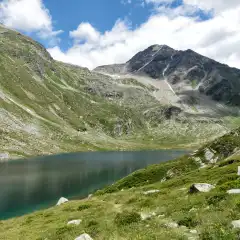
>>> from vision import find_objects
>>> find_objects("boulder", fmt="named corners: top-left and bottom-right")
top-left (189, 183), bottom-right (215, 193)
top-left (67, 219), bottom-right (82, 226)
top-left (0, 153), bottom-right (9, 161)
top-left (143, 190), bottom-right (160, 195)
top-left (140, 212), bottom-right (156, 220)
top-left (227, 189), bottom-right (240, 194)
top-left (88, 194), bottom-right (93, 199)
top-left (232, 220), bottom-right (240, 228)
top-left (165, 222), bottom-right (178, 228)
top-left (204, 149), bottom-right (217, 163)
top-left (56, 197), bottom-right (69, 206)
top-left (75, 233), bottom-right (93, 240)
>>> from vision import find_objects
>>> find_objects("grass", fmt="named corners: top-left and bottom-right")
top-left (1, 129), bottom-right (240, 239)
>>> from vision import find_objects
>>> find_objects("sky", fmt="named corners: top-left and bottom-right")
top-left (0, 0), bottom-right (240, 70)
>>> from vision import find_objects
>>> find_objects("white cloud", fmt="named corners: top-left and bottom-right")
top-left (183, 0), bottom-right (240, 13)
top-left (0, 0), bottom-right (62, 41)
top-left (48, 1), bottom-right (240, 70)
top-left (70, 23), bottom-right (100, 43)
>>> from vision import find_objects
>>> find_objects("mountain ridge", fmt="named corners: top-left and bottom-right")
top-left (95, 44), bottom-right (240, 107)
top-left (0, 25), bottom-right (238, 159)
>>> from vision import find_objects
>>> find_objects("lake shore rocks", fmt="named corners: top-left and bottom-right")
top-left (56, 197), bottom-right (69, 206)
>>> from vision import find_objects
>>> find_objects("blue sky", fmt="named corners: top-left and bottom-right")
top-left (42, 0), bottom-right (154, 50)
top-left (32, 0), bottom-right (212, 50)
top-left (0, 0), bottom-right (240, 69)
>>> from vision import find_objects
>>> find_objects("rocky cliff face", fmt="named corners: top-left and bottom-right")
top-left (95, 45), bottom-right (240, 107)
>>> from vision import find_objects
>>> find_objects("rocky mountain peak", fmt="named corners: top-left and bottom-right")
top-left (95, 45), bottom-right (240, 107)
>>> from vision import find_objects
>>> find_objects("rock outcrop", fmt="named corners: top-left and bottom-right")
top-left (189, 183), bottom-right (215, 193)
top-left (232, 220), bottom-right (240, 229)
top-left (75, 233), bottom-right (93, 240)
top-left (143, 190), bottom-right (160, 195)
top-left (56, 197), bottom-right (69, 206)
top-left (67, 219), bottom-right (82, 225)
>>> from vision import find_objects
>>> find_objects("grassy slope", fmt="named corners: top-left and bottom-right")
top-left (0, 25), bottom-right (235, 159)
top-left (1, 129), bottom-right (240, 239)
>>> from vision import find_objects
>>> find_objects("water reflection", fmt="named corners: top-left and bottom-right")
top-left (0, 150), bottom-right (188, 219)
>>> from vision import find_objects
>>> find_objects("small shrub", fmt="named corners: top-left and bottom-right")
top-left (217, 174), bottom-right (239, 185)
top-left (200, 225), bottom-right (236, 240)
top-left (218, 159), bottom-right (240, 167)
top-left (43, 212), bottom-right (53, 217)
top-left (126, 197), bottom-right (138, 204)
top-left (22, 216), bottom-right (34, 225)
top-left (62, 206), bottom-right (75, 212)
top-left (114, 211), bottom-right (141, 226)
top-left (138, 198), bottom-right (154, 208)
top-left (55, 226), bottom-right (72, 236)
top-left (235, 201), bottom-right (240, 209)
top-left (87, 220), bottom-right (98, 227)
top-left (77, 204), bottom-right (91, 211)
top-left (207, 193), bottom-right (227, 206)
top-left (219, 180), bottom-right (240, 191)
top-left (177, 215), bottom-right (198, 228)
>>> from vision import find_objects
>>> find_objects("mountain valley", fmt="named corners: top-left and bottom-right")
top-left (0, 25), bottom-right (239, 159)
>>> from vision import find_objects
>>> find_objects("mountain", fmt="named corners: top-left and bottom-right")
top-left (95, 44), bottom-right (240, 110)
top-left (0, 25), bottom-right (238, 159)
top-left (1, 128), bottom-right (240, 239)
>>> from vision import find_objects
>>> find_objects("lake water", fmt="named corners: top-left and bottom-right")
top-left (0, 150), bottom-right (188, 220)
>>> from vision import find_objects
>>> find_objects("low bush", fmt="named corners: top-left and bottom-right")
top-left (114, 211), bottom-right (141, 226)
top-left (206, 193), bottom-right (227, 206)
top-left (77, 204), bottom-right (91, 211)
top-left (177, 215), bottom-right (198, 228)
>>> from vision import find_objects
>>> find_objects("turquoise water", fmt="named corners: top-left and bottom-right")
top-left (0, 150), bottom-right (189, 219)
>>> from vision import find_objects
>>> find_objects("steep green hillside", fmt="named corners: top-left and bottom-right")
top-left (1, 128), bottom-right (240, 239)
top-left (0, 25), bottom-right (233, 159)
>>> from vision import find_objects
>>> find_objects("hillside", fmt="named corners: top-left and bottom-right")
top-left (1, 128), bottom-right (240, 239)
top-left (0, 25), bottom-right (235, 160)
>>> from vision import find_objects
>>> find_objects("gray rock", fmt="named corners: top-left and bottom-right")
top-left (67, 219), bottom-right (82, 225)
top-left (56, 197), bottom-right (68, 206)
top-left (143, 190), bottom-right (160, 195)
top-left (165, 222), bottom-right (178, 228)
top-left (75, 234), bottom-right (93, 240)
top-left (190, 229), bottom-right (198, 234)
top-left (88, 194), bottom-right (93, 199)
top-left (166, 169), bottom-right (175, 178)
top-left (0, 153), bottom-right (9, 161)
top-left (227, 189), bottom-right (240, 194)
top-left (140, 212), bottom-right (156, 220)
top-left (204, 149), bottom-right (215, 163)
top-left (161, 177), bottom-right (167, 183)
top-left (188, 237), bottom-right (198, 240)
top-left (189, 183), bottom-right (215, 193)
top-left (232, 220), bottom-right (240, 228)
top-left (193, 157), bottom-right (206, 168)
